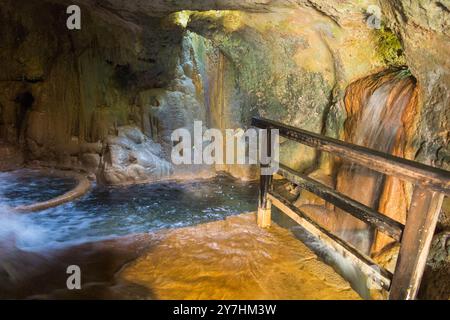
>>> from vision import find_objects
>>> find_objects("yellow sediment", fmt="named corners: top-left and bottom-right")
top-left (119, 213), bottom-right (360, 300)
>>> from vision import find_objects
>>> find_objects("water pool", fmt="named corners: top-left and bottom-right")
top-left (0, 173), bottom-right (258, 249)
top-left (0, 169), bottom-right (77, 207)
top-left (0, 170), bottom-right (368, 299)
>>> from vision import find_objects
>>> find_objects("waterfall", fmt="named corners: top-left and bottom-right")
top-left (334, 69), bottom-right (418, 254)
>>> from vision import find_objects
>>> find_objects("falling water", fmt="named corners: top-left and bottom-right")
top-left (334, 69), bottom-right (418, 254)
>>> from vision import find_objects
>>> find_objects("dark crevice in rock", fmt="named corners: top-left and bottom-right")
top-left (435, 1), bottom-right (450, 12)
top-left (0, 77), bottom-right (44, 83)
top-left (14, 91), bottom-right (34, 140)
top-left (305, 1), bottom-right (342, 27)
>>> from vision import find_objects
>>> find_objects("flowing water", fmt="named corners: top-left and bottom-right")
top-left (334, 69), bottom-right (417, 254)
top-left (0, 169), bottom-right (77, 207)
top-left (0, 171), bottom-right (262, 298)
top-left (0, 173), bottom-right (259, 250)
top-left (0, 170), bottom-right (364, 299)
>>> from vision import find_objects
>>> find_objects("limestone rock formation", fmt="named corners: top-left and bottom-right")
top-left (99, 126), bottom-right (172, 185)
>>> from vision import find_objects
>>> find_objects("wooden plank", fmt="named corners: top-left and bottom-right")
top-left (389, 187), bottom-right (444, 300)
top-left (268, 190), bottom-right (393, 291)
top-left (252, 117), bottom-right (450, 195)
top-left (278, 164), bottom-right (404, 241)
top-left (258, 174), bottom-right (273, 228)
top-left (257, 129), bottom-right (273, 228)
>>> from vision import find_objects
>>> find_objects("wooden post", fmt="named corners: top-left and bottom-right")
top-left (389, 186), bottom-right (444, 300)
top-left (258, 128), bottom-right (273, 228)
top-left (258, 174), bottom-right (273, 228)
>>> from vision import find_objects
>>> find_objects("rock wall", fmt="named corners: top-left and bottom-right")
top-left (379, 0), bottom-right (450, 299)
top-left (184, 4), bottom-right (388, 179)
top-left (3, 0), bottom-right (432, 181)
top-left (0, 0), bottom-right (211, 183)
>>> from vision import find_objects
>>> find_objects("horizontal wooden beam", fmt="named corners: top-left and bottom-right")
top-left (268, 190), bottom-right (392, 291)
top-left (278, 164), bottom-right (404, 241)
top-left (252, 117), bottom-right (450, 195)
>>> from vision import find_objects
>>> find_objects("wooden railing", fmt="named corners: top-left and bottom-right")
top-left (252, 116), bottom-right (450, 300)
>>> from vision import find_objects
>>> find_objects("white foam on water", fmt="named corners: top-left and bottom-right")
top-left (0, 206), bottom-right (48, 251)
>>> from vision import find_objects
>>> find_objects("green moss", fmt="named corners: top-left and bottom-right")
top-left (373, 25), bottom-right (406, 67)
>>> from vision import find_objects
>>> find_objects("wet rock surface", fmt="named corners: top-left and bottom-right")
top-left (419, 231), bottom-right (450, 300)
top-left (0, 143), bottom-right (24, 171)
top-left (119, 213), bottom-right (360, 300)
top-left (0, 213), bottom-right (359, 300)
top-left (99, 126), bottom-right (172, 185)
